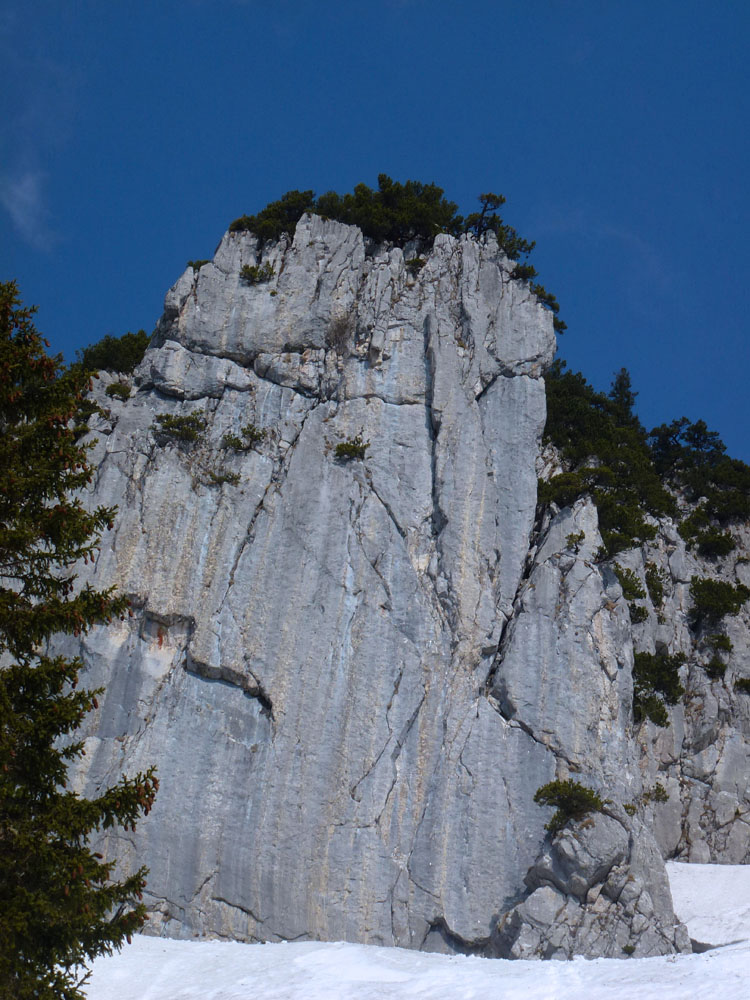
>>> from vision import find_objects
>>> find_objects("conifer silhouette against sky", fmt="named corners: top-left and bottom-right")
top-left (2, 0), bottom-right (748, 459)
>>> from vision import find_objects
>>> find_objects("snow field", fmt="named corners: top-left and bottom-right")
top-left (84, 863), bottom-right (750, 1000)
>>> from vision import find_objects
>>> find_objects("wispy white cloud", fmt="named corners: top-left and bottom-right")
top-left (0, 169), bottom-right (58, 249)
top-left (533, 204), bottom-right (677, 288)
top-left (528, 201), bottom-right (690, 325)
top-left (0, 4), bottom-right (78, 250)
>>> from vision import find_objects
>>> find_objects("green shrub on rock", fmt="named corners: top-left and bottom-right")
top-left (105, 381), bottom-right (131, 401)
top-left (222, 424), bottom-right (264, 451)
top-left (704, 655), bottom-right (727, 680)
top-left (206, 470), bottom-right (241, 487)
top-left (613, 566), bottom-right (646, 602)
top-left (695, 528), bottom-right (736, 558)
top-left (689, 577), bottom-right (750, 630)
top-left (537, 472), bottom-right (587, 511)
top-left (633, 651), bottom-right (686, 727)
top-left (533, 779), bottom-right (605, 835)
top-left (540, 362), bottom-right (674, 557)
top-left (334, 435), bottom-right (368, 462)
top-left (643, 784), bottom-right (669, 804)
top-left (74, 329), bottom-right (150, 375)
top-left (240, 262), bottom-right (275, 285)
top-left (153, 413), bottom-right (206, 443)
top-left (645, 563), bottom-right (667, 608)
top-left (566, 530), bottom-right (585, 553)
top-left (707, 633), bottom-right (733, 653)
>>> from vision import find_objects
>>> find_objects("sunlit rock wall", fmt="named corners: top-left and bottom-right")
top-left (67, 214), bottom-right (688, 957)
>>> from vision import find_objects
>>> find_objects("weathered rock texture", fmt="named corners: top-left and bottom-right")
top-left (492, 810), bottom-right (691, 959)
top-left (66, 214), bottom-right (697, 958)
top-left (617, 521), bottom-right (750, 865)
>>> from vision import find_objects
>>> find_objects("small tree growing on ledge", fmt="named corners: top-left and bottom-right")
top-left (334, 435), bottom-right (368, 462)
top-left (0, 281), bottom-right (158, 1000)
top-left (534, 779), bottom-right (605, 835)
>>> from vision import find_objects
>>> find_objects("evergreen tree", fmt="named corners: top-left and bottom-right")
top-left (0, 281), bottom-right (158, 1000)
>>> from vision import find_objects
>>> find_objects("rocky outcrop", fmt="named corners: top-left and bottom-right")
top-left (492, 811), bottom-right (690, 959)
top-left (615, 521), bottom-right (750, 864)
top-left (66, 214), bottom-right (694, 958)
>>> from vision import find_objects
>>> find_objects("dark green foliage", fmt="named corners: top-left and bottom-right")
top-left (613, 565), bottom-right (648, 622)
top-left (0, 282), bottom-right (157, 999)
top-left (533, 779), bottom-right (605, 835)
top-left (405, 257), bottom-right (425, 277)
top-left (643, 784), bottom-right (669, 804)
top-left (229, 178), bottom-right (534, 255)
top-left (622, 944), bottom-right (636, 956)
top-left (543, 363), bottom-right (748, 564)
top-left (707, 633), bottom-right (733, 654)
top-left (512, 263), bottom-right (537, 281)
top-left (689, 577), bottom-right (750, 630)
top-left (645, 563), bottom-right (666, 607)
top-left (566, 530), bottom-right (585, 552)
top-left (463, 192), bottom-right (536, 260)
top-left (695, 528), bottom-right (736, 558)
top-left (650, 418), bottom-right (750, 544)
top-left (74, 330), bottom-right (150, 376)
top-left (221, 424), bottom-right (264, 451)
top-left (186, 260), bottom-right (210, 271)
top-left (735, 678), bottom-right (750, 694)
top-left (240, 423), bottom-right (263, 447)
top-left (541, 361), bottom-right (674, 556)
top-left (221, 433), bottom-right (244, 450)
top-left (206, 470), bottom-right (241, 487)
top-left (613, 565), bottom-right (646, 602)
top-left (314, 175), bottom-right (461, 246)
top-left (608, 368), bottom-right (639, 425)
top-left (240, 262), bottom-right (275, 284)
top-left (704, 655), bottom-right (727, 680)
top-left (530, 283), bottom-right (562, 319)
top-left (153, 413), bottom-right (206, 443)
top-left (105, 382), bottom-right (131, 401)
top-left (537, 471), bottom-right (586, 510)
top-left (229, 189), bottom-right (316, 242)
top-left (228, 178), bottom-right (563, 325)
top-left (334, 435), bottom-right (368, 462)
top-left (633, 651), bottom-right (686, 726)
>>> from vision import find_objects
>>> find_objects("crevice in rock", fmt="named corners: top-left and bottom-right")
top-left (365, 471), bottom-right (406, 541)
top-left (473, 365), bottom-right (540, 403)
top-left (484, 501), bottom-right (549, 697)
top-left (184, 651), bottom-right (274, 718)
top-left (420, 916), bottom-right (489, 956)
top-left (422, 315), bottom-right (446, 543)
top-left (210, 895), bottom-right (266, 926)
top-left (375, 689), bottom-right (426, 827)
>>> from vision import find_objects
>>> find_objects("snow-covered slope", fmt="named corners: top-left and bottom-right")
top-left (85, 863), bottom-right (750, 999)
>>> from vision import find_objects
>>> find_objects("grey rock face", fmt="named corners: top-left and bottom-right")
top-left (619, 521), bottom-right (750, 864)
top-left (492, 813), bottom-right (690, 959)
top-left (68, 214), bottom-right (688, 958)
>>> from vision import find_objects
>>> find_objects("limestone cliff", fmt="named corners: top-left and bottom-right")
top-left (63, 213), bottom-right (748, 960)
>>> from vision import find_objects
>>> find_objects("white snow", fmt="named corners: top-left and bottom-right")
top-left (84, 863), bottom-right (750, 1000)
top-left (667, 860), bottom-right (750, 947)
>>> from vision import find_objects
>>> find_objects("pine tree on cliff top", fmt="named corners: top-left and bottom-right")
top-left (0, 281), bottom-right (158, 1000)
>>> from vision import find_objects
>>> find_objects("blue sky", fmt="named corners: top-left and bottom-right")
top-left (2, 0), bottom-right (749, 459)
